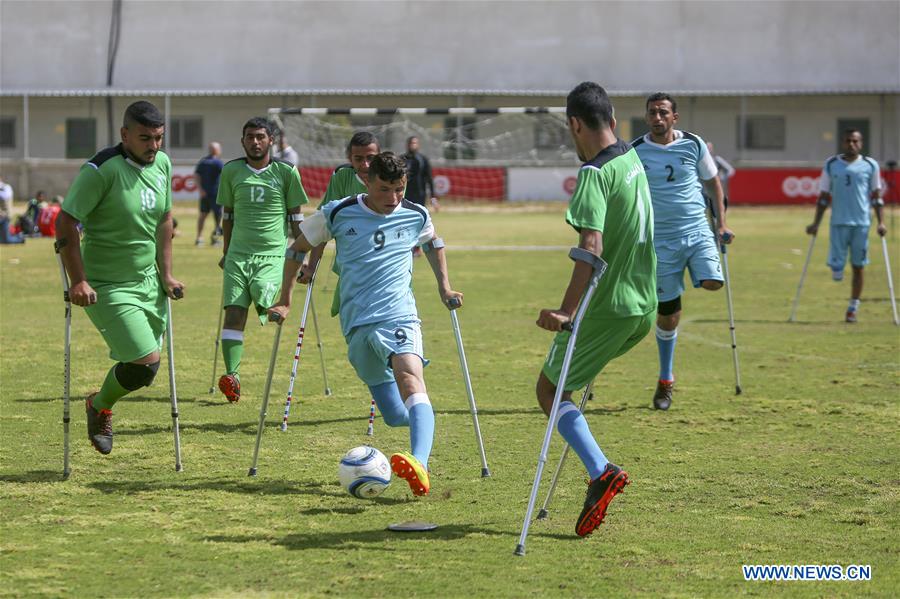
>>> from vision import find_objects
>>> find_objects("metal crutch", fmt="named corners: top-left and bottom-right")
top-left (881, 236), bottom-right (899, 325)
top-left (447, 297), bottom-right (490, 477)
top-left (208, 297), bottom-right (225, 393)
top-left (53, 240), bottom-right (72, 479)
top-left (248, 313), bottom-right (284, 476)
top-left (709, 202), bottom-right (743, 395)
top-left (536, 380), bottom-right (596, 520)
top-left (789, 235), bottom-right (817, 322)
top-left (165, 288), bottom-right (184, 472)
top-left (514, 249), bottom-right (607, 557)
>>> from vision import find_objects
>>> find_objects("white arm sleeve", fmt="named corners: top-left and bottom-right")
top-left (819, 169), bottom-right (831, 193)
top-left (871, 163), bottom-right (883, 192)
top-left (697, 145), bottom-right (718, 181)
top-left (417, 219), bottom-right (436, 246)
top-left (299, 210), bottom-right (332, 246)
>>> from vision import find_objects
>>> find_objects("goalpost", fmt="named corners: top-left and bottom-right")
top-left (268, 107), bottom-right (572, 202)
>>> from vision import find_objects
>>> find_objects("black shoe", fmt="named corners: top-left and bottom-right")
top-left (85, 393), bottom-right (113, 455)
top-left (653, 380), bottom-right (673, 410)
top-left (575, 463), bottom-right (629, 537)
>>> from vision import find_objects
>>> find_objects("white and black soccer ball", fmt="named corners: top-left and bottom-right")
top-left (338, 446), bottom-right (392, 498)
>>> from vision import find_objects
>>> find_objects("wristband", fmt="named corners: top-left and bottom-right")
top-left (422, 237), bottom-right (445, 253)
top-left (287, 213), bottom-right (304, 222)
top-left (222, 212), bottom-right (234, 221)
top-left (285, 249), bottom-right (307, 263)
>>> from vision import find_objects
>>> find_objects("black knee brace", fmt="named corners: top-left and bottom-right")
top-left (115, 361), bottom-right (161, 391)
top-left (658, 296), bottom-right (682, 316)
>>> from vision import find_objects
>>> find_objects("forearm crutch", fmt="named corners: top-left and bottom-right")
top-left (447, 297), bottom-right (490, 478)
top-left (280, 273), bottom-right (318, 432)
top-left (709, 204), bottom-right (743, 395)
top-left (53, 241), bottom-right (72, 479)
top-left (514, 249), bottom-right (607, 557)
top-left (208, 297), bottom-right (225, 393)
top-left (881, 236), bottom-right (899, 325)
top-left (308, 293), bottom-right (332, 396)
top-left (249, 313), bottom-right (284, 476)
top-left (789, 235), bottom-right (817, 323)
top-left (165, 289), bottom-right (184, 472)
top-left (536, 379), bottom-right (595, 520)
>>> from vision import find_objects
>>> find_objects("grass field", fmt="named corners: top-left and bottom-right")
top-left (1, 204), bottom-right (898, 598)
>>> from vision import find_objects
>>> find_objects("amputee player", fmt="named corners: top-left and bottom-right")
top-left (56, 100), bottom-right (184, 455)
top-left (806, 128), bottom-right (885, 322)
top-left (215, 117), bottom-right (309, 402)
top-left (632, 92), bottom-right (734, 411)
top-left (535, 82), bottom-right (656, 537)
top-left (269, 152), bottom-right (461, 497)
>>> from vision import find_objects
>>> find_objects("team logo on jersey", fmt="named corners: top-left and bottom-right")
top-left (346, 228), bottom-right (357, 236)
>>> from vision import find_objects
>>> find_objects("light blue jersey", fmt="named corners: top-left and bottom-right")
top-left (632, 130), bottom-right (718, 241)
top-left (304, 194), bottom-right (433, 336)
top-left (819, 155), bottom-right (881, 226)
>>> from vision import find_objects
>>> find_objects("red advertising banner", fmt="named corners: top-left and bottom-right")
top-left (730, 169), bottom-right (900, 206)
top-left (430, 167), bottom-right (506, 202)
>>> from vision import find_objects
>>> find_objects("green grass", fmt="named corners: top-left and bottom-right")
top-left (1, 205), bottom-right (898, 598)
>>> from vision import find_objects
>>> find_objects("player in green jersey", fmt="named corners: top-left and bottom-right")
top-left (216, 117), bottom-right (309, 403)
top-left (56, 100), bottom-right (184, 455)
top-left (298, 132), bottom-right (380, 315)
top-left (535, 82), bottom-right (657, 537)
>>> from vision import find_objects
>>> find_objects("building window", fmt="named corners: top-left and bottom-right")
top-left (169, 117), bottom-right (203, 149)
top-left (443, 117), bottom-right (477, 160)
top-left (66, 118), bottom-right (97, 159)
top-left (0, 117), bottom-right (14, 148)
top-left (630, 118), bottom-right (650, 141)
top-left (737, 116), bottom-right (785, 150)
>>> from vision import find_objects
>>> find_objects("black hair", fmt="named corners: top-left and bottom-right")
top-left (368, 152), bottom-right (407, 183)
top-left (566, 82), bottom-right (614, 130)
top-left (346, 131), bottom-right (380, 156)
top-left (842, 128), bottom-right (863, 139)
top-left (646, 92), bottom-right (677, 113)
top-left (242, 117), bottom-right (273, 137)
top-left (123, 101), bottom-right (164, 129)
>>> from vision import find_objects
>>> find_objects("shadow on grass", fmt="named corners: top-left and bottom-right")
top-left (205, 523), bottom-right (504, 550)
top-left (14, 395), bottom-right (198, 404)
top-left (85, 477), bottom-right (343, 497)
top-left (0, 470), bottom-right (65, 483)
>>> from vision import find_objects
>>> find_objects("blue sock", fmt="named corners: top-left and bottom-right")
top-left (406, 393), bottom-right (434, 468)
top-left (656, 325), bottom-right (677, 382)
top-left (556, 401), bottom-right (608, 480)
top-left (368, 382), bottom-right (409, 427)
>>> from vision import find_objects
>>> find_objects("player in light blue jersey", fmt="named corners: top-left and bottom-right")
top-left (269, 152), bottom-right (462, 497)
top-left (632, 93), bottom-right (734, 410)
top-left (806, 128), bottom-right (885, 322)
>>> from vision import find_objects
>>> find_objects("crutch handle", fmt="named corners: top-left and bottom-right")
top-left (172, 287), bottom-right (184, 299)
top-left (562, 321), bottom-right (574, 332)
top-left (721, 232), bottom-right (733, 243)
top-left (447, 297), bottom-right (462, 310)
top-left (268, 312), bottom-right (284, 324)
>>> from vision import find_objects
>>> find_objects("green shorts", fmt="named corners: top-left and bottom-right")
top-left (84, 273), bottom-right (166, 363)
top-left (542, 311), bottom-right (654, 392)
top-left (223, 253), bottom-right (282, 324)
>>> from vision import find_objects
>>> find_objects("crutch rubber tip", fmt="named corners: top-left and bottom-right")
top-left (248, 467), bottom-right (258, 477)
top-left (208, 387), bottom-right (215, 394)
top-left (63, 470), bottom-right (71, 480)
top-left (481, 467), bottom-right (491, 478)
top-left (325, 388), bottom-right (332, 396)
top-left (735, 385), bottom-right (743, 395)
top-left (280, 424), bottom-right (288, 432)
top-left (513, 544), bottom-right (526, 557)
top-left (536, 509), bottom-right (549, 520)
top-left (175, 464), bottom-right (183, 472)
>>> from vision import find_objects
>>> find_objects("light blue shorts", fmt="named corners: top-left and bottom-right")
top-left (654, 229), bottom-right (723, 302)
top-left (346, 317), bottom-right (427, 386)
top-left (828, 225), bottom-right (869, 270)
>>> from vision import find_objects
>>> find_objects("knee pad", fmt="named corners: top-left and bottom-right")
top-left (658, 296), bottom-right (681, 316)
top-left (368, 382), bottom-right (409, 427)
top-left (115, 361), bottom-right (160, 391)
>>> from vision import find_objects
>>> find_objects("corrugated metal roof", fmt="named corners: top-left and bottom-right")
top-left (1, 87), bottom-right (898, 98)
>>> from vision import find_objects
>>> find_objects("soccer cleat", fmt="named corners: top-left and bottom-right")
top-left (195, 237), bottom-right (205, 247)
top-left (211, 235), bottom-right (223, 247)
top-left (575, 463), bottom-right (629, 537)
top-left (845, 310), bottom-right (857, 323)
top-left (653, 380), bottom-right (673, 410)
top-left (85, 393), bottom-right (113, 455)
top-left (390, 452), bottom-right (430, 496)
top-left (218, 374), bottom-right (241, 403)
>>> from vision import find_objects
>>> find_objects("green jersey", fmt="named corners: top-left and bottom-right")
top-left (319, 164), bottom-right (367, 207)
top-left (62, 144), bottom-right (172, 284)
top-left (566, 139), bottom-right (657, 318)
top-left (217, 158), bottom-right (309, 256)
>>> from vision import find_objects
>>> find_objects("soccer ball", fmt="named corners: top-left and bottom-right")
top-left (338, 446), bottom-right (392, 498)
